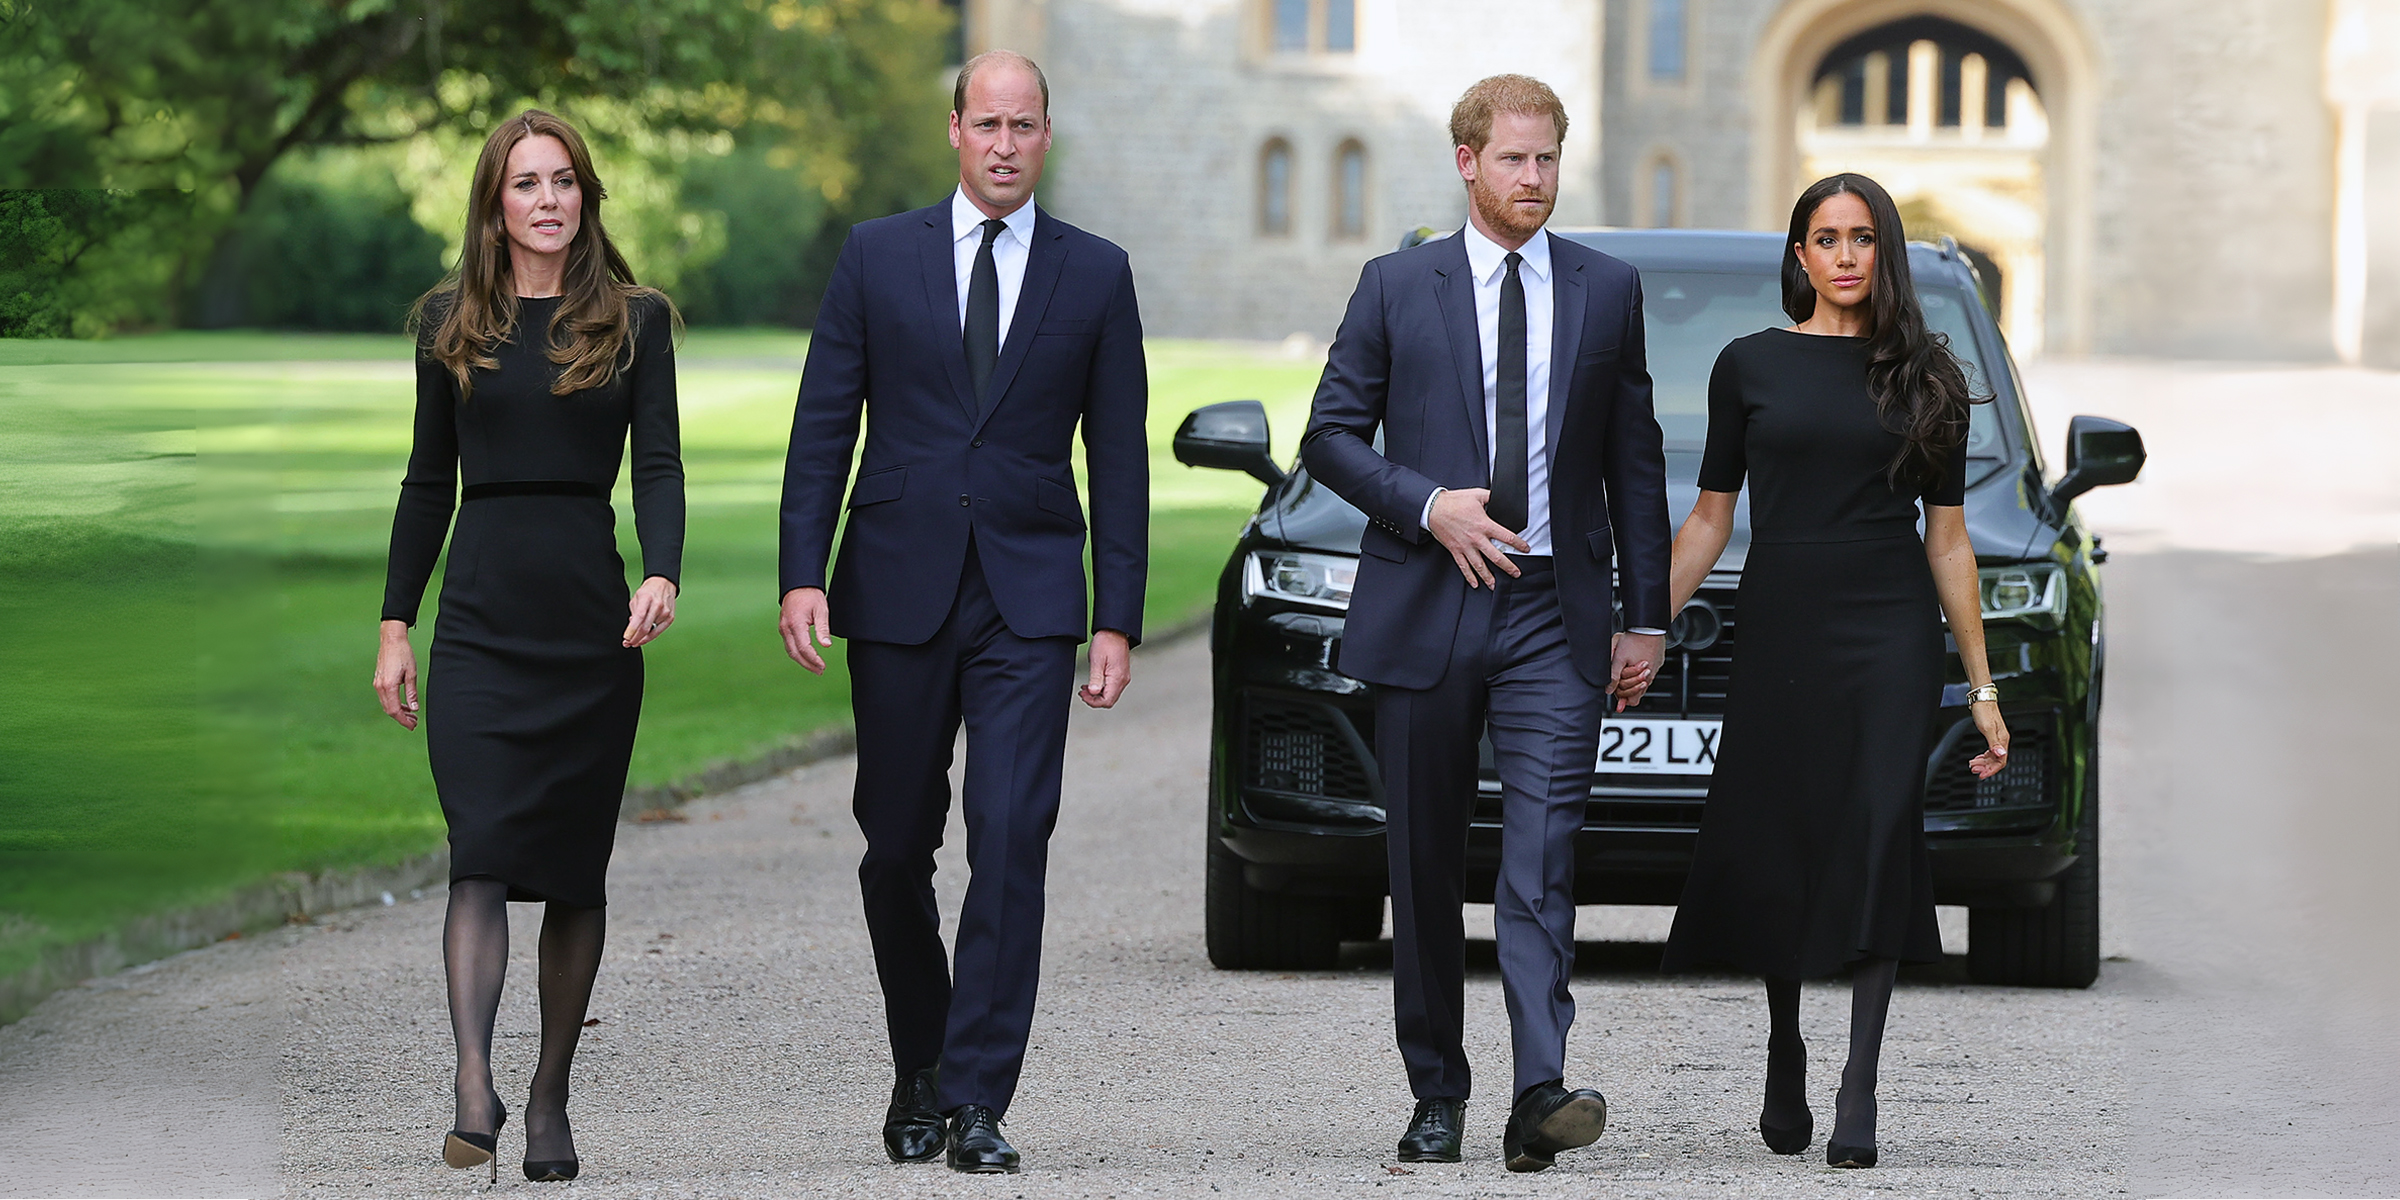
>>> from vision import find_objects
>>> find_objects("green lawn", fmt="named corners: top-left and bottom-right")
top-left (0, 331), bottom-right (1327, 980)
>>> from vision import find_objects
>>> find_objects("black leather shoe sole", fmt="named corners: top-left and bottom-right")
top-left (1396, 1144), bottom-right (1462, 1164)
top-left (1536, 1093), bottom-right (1608, 1150)
top-left (947, 1154), bottom-right (1020, 1174)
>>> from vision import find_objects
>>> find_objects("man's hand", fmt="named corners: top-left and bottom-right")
top-left (780, 587), bottom-right (834, 674)
top-left (1608, 631), bottom-right (1663, 712)
top-left (1428, 487), bottom-right (1528, 588)
top-left (1080, 629), bottom-right (1132, 709)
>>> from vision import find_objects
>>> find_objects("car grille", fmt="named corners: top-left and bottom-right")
top-left (1924, 719), bottom-right (2052, 812)
top-left (1635, 592), bottom-right (1737, 717)
top-left (1246, 700), bottom-right (1377, 802)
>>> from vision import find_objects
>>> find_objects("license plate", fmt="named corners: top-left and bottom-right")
top-left (1598, 719), bottom-right (1721, 775)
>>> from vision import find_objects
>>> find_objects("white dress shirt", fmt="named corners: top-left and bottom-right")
top-left (1420, 222), bottom-right (1555, 556)
top-left (1420, 224), bottom-right (1666, 636)
top-left (950, 187), bottom-right (1036, 344)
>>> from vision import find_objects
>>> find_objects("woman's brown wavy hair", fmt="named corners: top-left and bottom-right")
top-left (1780, 173), bottom-right (1983, 491)
top-left (409, 109), bottom-right (676, 398)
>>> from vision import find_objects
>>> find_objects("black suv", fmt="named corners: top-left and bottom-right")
top-left (1173, 228), bottom-right (2144, 988)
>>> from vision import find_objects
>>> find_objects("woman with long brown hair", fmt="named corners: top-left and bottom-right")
top-left (1653, 173), bottom-right (2007, 1169)
top-left (372, 109), bottom-right (683, 1183)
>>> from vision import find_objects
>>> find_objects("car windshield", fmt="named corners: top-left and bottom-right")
top-left (1639, 271), bottom-right (2005, 464)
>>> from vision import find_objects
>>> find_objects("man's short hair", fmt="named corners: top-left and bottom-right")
top-left (1448, 74), bottom-right (1569, 153)
top-left (954, 50), bottom-right (1051, 117)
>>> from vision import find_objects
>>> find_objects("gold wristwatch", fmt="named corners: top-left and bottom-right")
top-left (1965, 683), bottom-right (2000, 705)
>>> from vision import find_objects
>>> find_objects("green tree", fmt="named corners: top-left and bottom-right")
top-left (0, 0), bottom-right (957, 329)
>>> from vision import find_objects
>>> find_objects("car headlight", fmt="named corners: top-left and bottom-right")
top-left (1244, 550), bottom-right (1355, 611)
top-left (1978, 563), bottom-right (2065, 621)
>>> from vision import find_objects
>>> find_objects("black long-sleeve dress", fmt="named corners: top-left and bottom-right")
top-left (383, 293), bottom-right (683, 908)
top-left (1661, 328), bottom-right (1962, 979)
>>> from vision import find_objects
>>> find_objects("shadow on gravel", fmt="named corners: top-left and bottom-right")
top-left (1333, 938), bottom-right (1976, 984)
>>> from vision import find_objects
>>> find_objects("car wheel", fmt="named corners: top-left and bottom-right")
top-left (1205, 836), bottom-right (1342, 969)
top-left (1967, 741), bottom-right (2102, 988)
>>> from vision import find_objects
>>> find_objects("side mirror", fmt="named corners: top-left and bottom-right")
top-left (1173, 400), bottom-right (1285, 487)
top-left (2049, 415), bottom-right (2145, 509)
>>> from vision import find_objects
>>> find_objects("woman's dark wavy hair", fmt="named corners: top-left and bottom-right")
top-left (1781, 173), bottom-right (1981, 491)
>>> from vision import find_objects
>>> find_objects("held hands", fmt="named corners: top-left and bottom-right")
top-left (373, 620), bottom-right (420, 731)
top-left (780, 587), bottom-right (834, 674)
top-left (1428, 488), bottom-right (1528, 588)
top-left (1967, 697), bottom-right (2011, 778)
top-left (1080, 629), bottom-right (1132, 709)
top-left (623, 576), bottom-right (678, 648)
top-left (1608, 631), bottom-right (1662, 713)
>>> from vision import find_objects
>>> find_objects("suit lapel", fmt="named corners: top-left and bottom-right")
top-left (1431, 235), bottom-right (1490, 473)
top-left (974, 209), bottom-right (1068, 433)
top-left (918, 208), bottom-right (977, 421)
top-left (1547, 233), bottom-right (1586, 456)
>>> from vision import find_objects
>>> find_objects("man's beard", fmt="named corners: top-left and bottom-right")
top-left (1469, 174), bottom-right (1554, 242)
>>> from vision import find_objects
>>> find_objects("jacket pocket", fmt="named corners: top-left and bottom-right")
top-left (1034, 475), bottom-right (1085, 528)
top-left (847, 465), bottom-right (906, 508)
top-left (1584, 525), bottom-right (1613, 562)
top-left (1036, 317), bottom-right (1091, 336)
top-left (1576, 344), bottom-right (1619, 366)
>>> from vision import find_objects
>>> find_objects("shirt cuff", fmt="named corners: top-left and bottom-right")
top-left (1627, 627), bottom-right (1666, 636)
top-left (1419, 487), bottom-right (1444, 531)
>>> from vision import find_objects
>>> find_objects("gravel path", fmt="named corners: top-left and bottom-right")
top-left (4, 359), bottom-right (2396, 1198)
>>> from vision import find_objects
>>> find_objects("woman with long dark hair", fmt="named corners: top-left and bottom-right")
top-left (1653, 173), bottom-right (2007, 1168)
top-left (372, 109), bottom-right (683, 1183)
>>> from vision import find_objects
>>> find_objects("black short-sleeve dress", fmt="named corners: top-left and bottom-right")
top-left (1660, 328), bottom-right (1964, 979)
top-left (382, 293), bottom-right (684, 908)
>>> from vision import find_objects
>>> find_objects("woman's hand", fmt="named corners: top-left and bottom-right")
top-left (624, 576), bottom-right (678, 648)
top-left (1967, 699), bottom-right (2010, 778)
top-left (374, 620), bottom-right (421, 731)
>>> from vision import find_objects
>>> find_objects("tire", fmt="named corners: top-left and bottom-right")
top-left (1334, 895), bottom-right (1386, 942)
top-left (1205, 836), bottom-right (1343, 969)
top-left (1967, 742), bottom-right (2101, 988)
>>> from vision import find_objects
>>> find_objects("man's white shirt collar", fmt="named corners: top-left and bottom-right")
top-left (952, 188), bottom-right (1035, 246)
top-left (1460, 221), bottom-right (1552, 286)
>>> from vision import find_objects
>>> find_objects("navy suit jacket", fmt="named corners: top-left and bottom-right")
top-left (1300, 230), bottom-right (1671, 690)
top-left (779, 201), bottom-right (1149, 645)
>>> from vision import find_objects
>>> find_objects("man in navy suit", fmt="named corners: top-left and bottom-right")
top-left (777, 50), bottom-right (1147, 1174)
top-left (1301, 75), bottom-right (1671, 1173)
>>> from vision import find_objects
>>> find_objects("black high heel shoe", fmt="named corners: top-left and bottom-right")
top-left (1826, 1140), bottom-right (1877, 1168)
top-left (442, 1095), bottom-right (508, 1183)
top-left (523, 1157), bottom-right (580, 1182)
top-left (1759, 1113), bottom-right (1813, 1155)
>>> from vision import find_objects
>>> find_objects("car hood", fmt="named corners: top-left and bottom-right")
top-left (1262, 450), bottom-right (2053, 570)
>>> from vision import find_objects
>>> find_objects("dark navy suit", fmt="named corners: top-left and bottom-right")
top-left (780, 200), bottom-right (1147, 1116)
top-left (1302, 229), bottom-right (1669, 1101)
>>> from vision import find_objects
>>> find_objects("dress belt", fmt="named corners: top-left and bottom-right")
top-left (461, 480), bottom-right (608, 503)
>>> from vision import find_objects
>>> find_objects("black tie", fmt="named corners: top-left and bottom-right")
top-left (1489, 250), bottom-right (1529, 535)
top-left (965, 217), bottom-right (1006, 406)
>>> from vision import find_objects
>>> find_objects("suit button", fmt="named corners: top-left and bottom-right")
top-left (958, 494), bottom-right (971, 507)
top-left (972, 439), bottom-right (985, 448)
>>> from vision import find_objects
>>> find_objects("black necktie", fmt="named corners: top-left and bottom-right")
top-left (965, 217), bottom-right (1006, 405)
top-left (1489, 250), bottom-right (1529, 535)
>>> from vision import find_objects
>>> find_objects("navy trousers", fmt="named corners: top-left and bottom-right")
top-left (847, 537), bottom-right (1076, 1117)
top-left (1375, 559), bottom-right (1606, 1101)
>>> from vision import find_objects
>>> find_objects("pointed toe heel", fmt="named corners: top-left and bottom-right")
top-left (524, 1158), bottom-right (581, 1181)
top-left (1827, 1140), bottom-right (1877, 1168)
top-left (1759, 1115), bottom-right (1813, 1155)
top-left (441, 1096), bottom-right (507, 1183)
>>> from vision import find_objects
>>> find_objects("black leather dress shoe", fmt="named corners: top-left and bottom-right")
top-left (946, 1104), bottom-right (1020, 1173)
top-left (1396, 1098), bottom-right (1465, 1163)
top-left (882, 1067), bottom-right (944, 1163)
top-left (1503, 1081), bottom-right (1608, 1173)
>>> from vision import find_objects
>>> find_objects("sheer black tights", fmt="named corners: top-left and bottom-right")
top-left (1761, 958), bottom-right (1899, 1149)
top-left (442, 878), bottom-right (606, 1163)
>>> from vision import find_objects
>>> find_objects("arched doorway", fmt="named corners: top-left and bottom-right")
top-left (1748, 0), bottom-right (2097, 356)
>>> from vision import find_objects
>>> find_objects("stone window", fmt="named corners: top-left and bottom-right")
top-left (1645, 154), bottom-right (1680, 228)
top-left (1332, 140), bottom-right (1368, 239)
top-left (1647, 0), bottom-right (1687, 82)
top-left (1812, 16), bottom-right (2032, 136)
top-left (1266, 0), bottom-right (1355, 55)
top-left (1259, 139), bottom-right (1294, 236)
